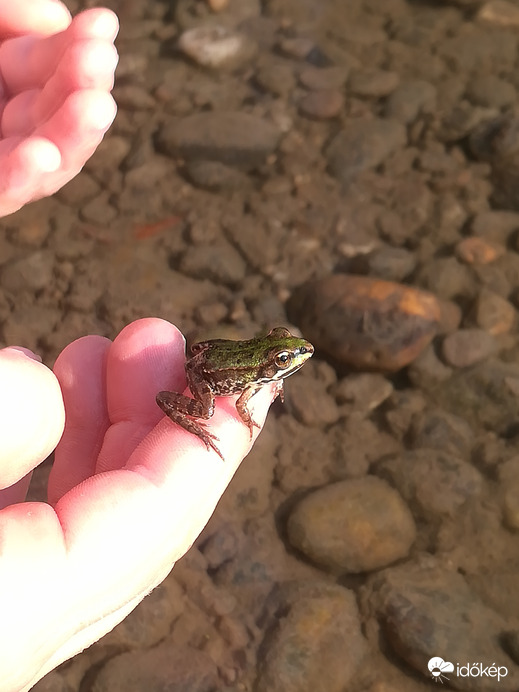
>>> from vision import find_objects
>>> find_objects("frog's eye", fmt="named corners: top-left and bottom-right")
top-left (275, 351), bottom-right (293, 369)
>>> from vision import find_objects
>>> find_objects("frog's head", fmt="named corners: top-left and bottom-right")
top-left (259, 327), bottom-right (314, 382)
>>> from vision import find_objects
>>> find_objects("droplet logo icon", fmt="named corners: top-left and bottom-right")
top-left (428, 657), bottom-right (454, 683)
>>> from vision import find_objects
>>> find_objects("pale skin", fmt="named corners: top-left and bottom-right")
top-left (0, 3), bottom-right (274, 691)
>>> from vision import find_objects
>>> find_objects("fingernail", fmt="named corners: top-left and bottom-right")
top-left (3, 346), bottom-right (43, 363)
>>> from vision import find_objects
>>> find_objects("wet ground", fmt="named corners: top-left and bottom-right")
top-left (3, 0), bottom-right (519, 690)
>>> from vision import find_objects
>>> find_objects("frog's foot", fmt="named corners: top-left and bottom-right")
top-left (197, 427), bottom-right (225, 461)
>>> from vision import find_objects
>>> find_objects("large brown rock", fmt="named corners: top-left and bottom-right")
top-left (288, 274), bottom-right (441, 372)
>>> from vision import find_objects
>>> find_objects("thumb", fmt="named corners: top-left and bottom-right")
top-left (0, 347), bottom-right (64, 490)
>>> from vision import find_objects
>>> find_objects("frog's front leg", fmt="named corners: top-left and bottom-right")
top-left (156, 374), bottom-right (223, 458)
top-left (236, 381), bottom-right (284, 438)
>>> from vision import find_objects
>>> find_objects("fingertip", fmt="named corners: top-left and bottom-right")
top-left (71, 8), bottom-right (119, 42)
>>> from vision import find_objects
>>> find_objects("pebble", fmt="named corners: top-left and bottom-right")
top-left (366, 245), bottom-right (417, 281)
top-left (455, 236), bottom-right (505, 264)
top-left (476, 289), bottom-right (516, 334)
top-left (299, 89), bottom-right (343, 119)
top-left (287, 275), bottom-right (441, 372)
top-left (2, 305), bottom-right (61, 352)
top-left (112, 84), bottom-right (156, 111)
top-left (467, 73), bottom-right (516, 108)
top-left (207, 0), bottom-right (229, 11)
top-left (299, 65), bottom-right (348, 90)
top-left (286, 373), bottom-right (341, 427)
top-left (384, 79), bottom-right (437, 124)
top-left (442, 328), bottom-right (498, 367)
top-left (410, 409), bottom-right (474, 457)
top-left (472, 209), bottom-right (519, 244)
top-left (80, 192), bottom-right (118, 226)
top-left (477, 0), bottom-right (519, 28)
top-left (371, 563), bottom-right (519, 691)
top-left (101, 583), bottom-right (178, 649)
top-left (92, 641), bottom-right (218, 692)
top-left (256, 583), bottom-right (368, 692)
top-left (437, 298), bottom-right (463, 334)
top-left (175, 0), bottom-right (261, 30)
top-left (429, 358), bottom-right (519, 435)
top-left (326, 118), bottom-right (407, 185)
top-left (278, 36), bottom-right (316, 59)
top-left (55, 171), bottom-right (101, 206)
top-left (185, 159), bottom-right (251, 191)
top-left (199, 523), bottom-right (240, 569)
top-left (377, 449), bottom-right (482, 518)
top-left (255, 59), bottom-right (296, 96)
top-left (287, 477), bottom-right (416, 573)
top-left (180, 241), bottom-right (247, 284)
top-left (157, 111), bottom-right (281, 169)
top-left (348, 68), bottom-right (400, 98)
top-left (503, 484), bottom-right (519, 530)
top-left (178, 25), bottom-right (255, 70)
top-left (0, 250), bottom-right (54, 293)
top-left (408, 343), bottom-right (454, 387)
top-left (334, 373), bottom-right (394, 414)
top-left (417, 257), bottom-right (476, 301)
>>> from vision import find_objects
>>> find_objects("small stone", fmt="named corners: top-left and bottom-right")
top-left (92, 642), bottom-right (218, 692)
top-left (112, 84), bottom-right (156, 111)
top-left (255, 59), bottom-right (296, 96)
top-left (326, 118), bottom-right (407, 186)
top-left (199, 524), bottom-right (240, 569)
top-left (55, 171), bottom-right (101, 206)
top-left (185, 160), bottom-right (250, 191)
top-left (299, 89), bottom-right (343, 119)
top-left (278, 36), bottom-right (315, 59)
top-left (377, 449), bottom-right (483, 518)
top-left (477, 0), bottom-right (519, 28)
top-left (437, 299), bottom-right (462, 334)
top-left (207, 0), bottom-right (229, 11)
top-left (384, 79), bottom-right (437, 124)
top-left (475, 289), bottom-right (516, 334)
top-left (80, 192), bottom-right (118, 226)
top-left (472, 210), bottom-right (519, 244)
top-left (178, 25), bottom-right (255, 70)
top-left (299, 65), bottom-right (348, 90)
top-left (410, 409), bottom-right (474, 457)
top-left (442, 328), bottom-right (498, 367)
top-left (455, 236), bottom-right (505, 264)
top-left (180, 241), bottom-right (246, 284)
top-left (256, 583), bottom-right (368, 692)
top-left (467, 73), bottom-right (516, 108)
top-left (408, 343), bottom-right (454, 386)
top-left (287, 477), bottom-right (416, 573)
top-left (0, 250), bottom-right (54, 293)
top-left (286, 372), bottom-right (341, 427)
top-left (503, 483), bottom-right (519, 530)
top-left (334, 374), bottom-right (394, 413)
top-left (157, 111), bottom-right (281, 169)
top-left (349, 69), bottom-right (400, 98)
top-left (367, 246), bottom-right (416, 281)
top-left (417, 256), bottom-right (476, 301)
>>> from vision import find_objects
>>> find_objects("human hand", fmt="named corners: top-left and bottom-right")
top-left (0, 318), bottom-right (275, 692)
top-left (0, 1), bottom-right (118, 217)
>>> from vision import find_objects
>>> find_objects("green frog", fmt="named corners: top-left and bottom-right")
top-left (156, 327), bottom-right (314, 460)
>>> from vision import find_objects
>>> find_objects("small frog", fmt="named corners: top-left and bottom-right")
top-left (156, 327), bottom-right (314, 460)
